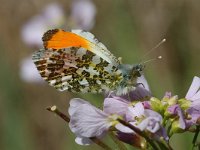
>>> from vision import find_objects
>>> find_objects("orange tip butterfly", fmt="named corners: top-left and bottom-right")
top-left (32, 29), bottom-right (144, 95)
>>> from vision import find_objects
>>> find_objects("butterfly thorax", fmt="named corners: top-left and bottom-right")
top-left (115, 64), bottom-right (145, 95)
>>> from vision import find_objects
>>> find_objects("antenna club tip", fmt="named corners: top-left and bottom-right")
top-left (162, 38), bottom-right (166, 42)
top-left (158, 56), bottom-right (162, 59)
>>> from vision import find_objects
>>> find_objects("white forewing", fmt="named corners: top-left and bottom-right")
top-left (72, 29), bottom-right (119, 66)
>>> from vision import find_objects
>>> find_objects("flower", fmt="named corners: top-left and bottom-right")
top-left (104, 75), bottom-right (151, 116)
top-left (104, 76), bottom-right (164, 135)
top-left (117, 132), bottom-right (147, 149)
top-left (70, 0), bottom-right (96, 30)
top-left (185, 76), bottom-right (200, 110)
top-left (104, 87), bottom-right (152, 121)
top-left (185, 76), bottom-right (200, 125)
top-left (20, 56), bottom-right (43, 83)
top-left (74, 136), bottom-right (92, 146)
top-left (68, 98), bottom-right (120, 145)
top-left (127, 103), bottom-right (163, 134)
top-left (167, 104), bottom-right (186, 134)
top-left (21, 3), bottom-right (65, 48)
top-left (21, 1), bottom-right (97, 48)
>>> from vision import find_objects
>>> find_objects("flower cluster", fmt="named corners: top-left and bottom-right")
top-left (68, 76), bottom-right (200, 149)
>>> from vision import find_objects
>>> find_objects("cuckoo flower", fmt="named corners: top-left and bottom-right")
top-left (185, 76), bottom-right (200, 125)
top-left (70, 0), bottom-right (96, 30)
top-left (104, 76), bottom-right (164, 136)
top-left (68, 98), bottom-right (120, 145)
top-left (113, 101), bottom-right (166, 145)
top-left (150, 92), bottom-right (186, 134)
top-left (127, 103), bottom-right (163, 134)
top-left (167, 104), bottom-right (186, 134)
top-left (117, 132), bottom-right (147, 149)
top-left (20, 56), bottom-right (43, 83)
top-left (104, 75), bottom-right (151, 117)
top-left (21, 3), bottom-right (65, 48)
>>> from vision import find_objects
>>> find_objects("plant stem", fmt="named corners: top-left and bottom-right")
top-left (47, 106), bottom-right (70, 122)
top-left (109, 131), bottom-right (127, 150)
top-left (90, 137), bottom-right (113, 150)
top-left (157, 139), bottom-right (173, 150)
top-left (46, 105), bottom-right (112, 150)
top-left (117, 118), bottom-right (159, 150)
top-left (192, 126), bottom-right (200, 149)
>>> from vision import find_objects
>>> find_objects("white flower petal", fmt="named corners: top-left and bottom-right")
top-left (20, 56), bottom-right (43, 82)
top-left (69, 103), bottom-right (110, 137)
top-left (137, 75), bottom-right (150, 91)
top-left (71, 0), bottom-right (96, 30)
top-left (21, 16), bottom-right (45, 47)
top-left (186, 76), bottom-right (200, 100)
top-left (190, 90), bottom-right (200, 101)
top-left (21, 3), bottom-right (65, 47)
top-left (68, 98), bottom-right (90, 116)
top-left (103, 97), bottom-right (129, 116)
top-left (146, 122), bottom-right (160, 133)
top-left (144, 109), bottom-right (162, 121)
top-left (42, 3), bottom-right (65, 26)
top-left (137, 117), bottom-right (161, 133)
top-left (137, 118), bottom-right (150, 131)
top-left (115, 123), bottom-right (135, 133)
top-left (128, 102), bottom-right (144, 117)
top-left (75, 136), bottom-right (92, 145)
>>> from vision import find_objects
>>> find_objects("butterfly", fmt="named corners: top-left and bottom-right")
top-left (32, 29), bottom-right (144, 95)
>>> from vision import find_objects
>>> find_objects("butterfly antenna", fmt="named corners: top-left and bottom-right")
top-left (142, 55), bottom-right (162, 65)
top-left (140, 38), bottom-right (166, 62)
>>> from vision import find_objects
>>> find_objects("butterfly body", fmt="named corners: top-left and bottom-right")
top-left (32, 29), bottom-right (144, 95)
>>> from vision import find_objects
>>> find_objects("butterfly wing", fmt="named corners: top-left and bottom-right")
top-left (42, 29), bottom-right (119, 66)
top-left (33, 29), bottom-right (123, 93)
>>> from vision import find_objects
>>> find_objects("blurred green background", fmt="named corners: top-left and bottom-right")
top-left (0, 0), bottom-right (200, 150)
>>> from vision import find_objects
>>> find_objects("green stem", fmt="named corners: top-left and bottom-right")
top-left (47, 106), bottom-right (70, 122)
top-left (192, 126), bottom-right (200, 149)
top-left (109, 131), bottom-right (127, 150)
top-left (46, 106), bottom-right (112, 150)
top-left (90, 137), bottom-right (112, 150)
top-left (157, 139), bottom-right (173, 150)
top-left (117, 118), bottom-right (159, 150)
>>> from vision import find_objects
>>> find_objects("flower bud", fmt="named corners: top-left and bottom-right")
top-left (117, 132), bottom-right (147, 149)
top-left (178, 98), bottom-right (191, 110)
top-left (150, 97), bottom-right (162, 112)
top-left (170, 119), bottom-right (184, 135)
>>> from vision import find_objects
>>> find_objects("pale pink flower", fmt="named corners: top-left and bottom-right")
top-left (127, 103), bottom-right (163, 133)
top-left (167, 104), bottom-right (186, 129)
top-left (104, 75), bottom-right (151, 117)
top-left (21, 3), bottom-right (65, 47)
top-left (185, 76), bottom-right (200, 109)
top-left (71, 0), bottom-right (96, 30)
top-left (20, 56), bottom-right (43, 83)
top-left (68, 98), bottom-right (120, 145)
top-left (185, 76), bottom-right (200, 125)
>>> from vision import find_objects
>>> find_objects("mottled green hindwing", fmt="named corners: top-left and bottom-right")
top-left (32, 47), bottom-right (123, 93)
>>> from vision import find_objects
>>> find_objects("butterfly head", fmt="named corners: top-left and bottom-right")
top-left (131, 63), bottom-right (145, 78)
top-left (115, 63), bottom-right (145, 95)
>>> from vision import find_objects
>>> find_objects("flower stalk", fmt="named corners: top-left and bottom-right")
top-left (117, 118), bottom-right (159, 150)
top-left (109, 131), bottom-right (127, 150)
top-left (46, 105), bottom-right (112, 150)
top-left (192, 126), bottom-right (200, 149)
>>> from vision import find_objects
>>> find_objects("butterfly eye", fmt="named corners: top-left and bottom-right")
top-left (123, 74), bottom-right (130, 79)
top-left (136, 64), bottom-right (144, 72)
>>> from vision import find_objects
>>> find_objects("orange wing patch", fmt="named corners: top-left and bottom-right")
top-left (42, 29), bottom-right (90, 50)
